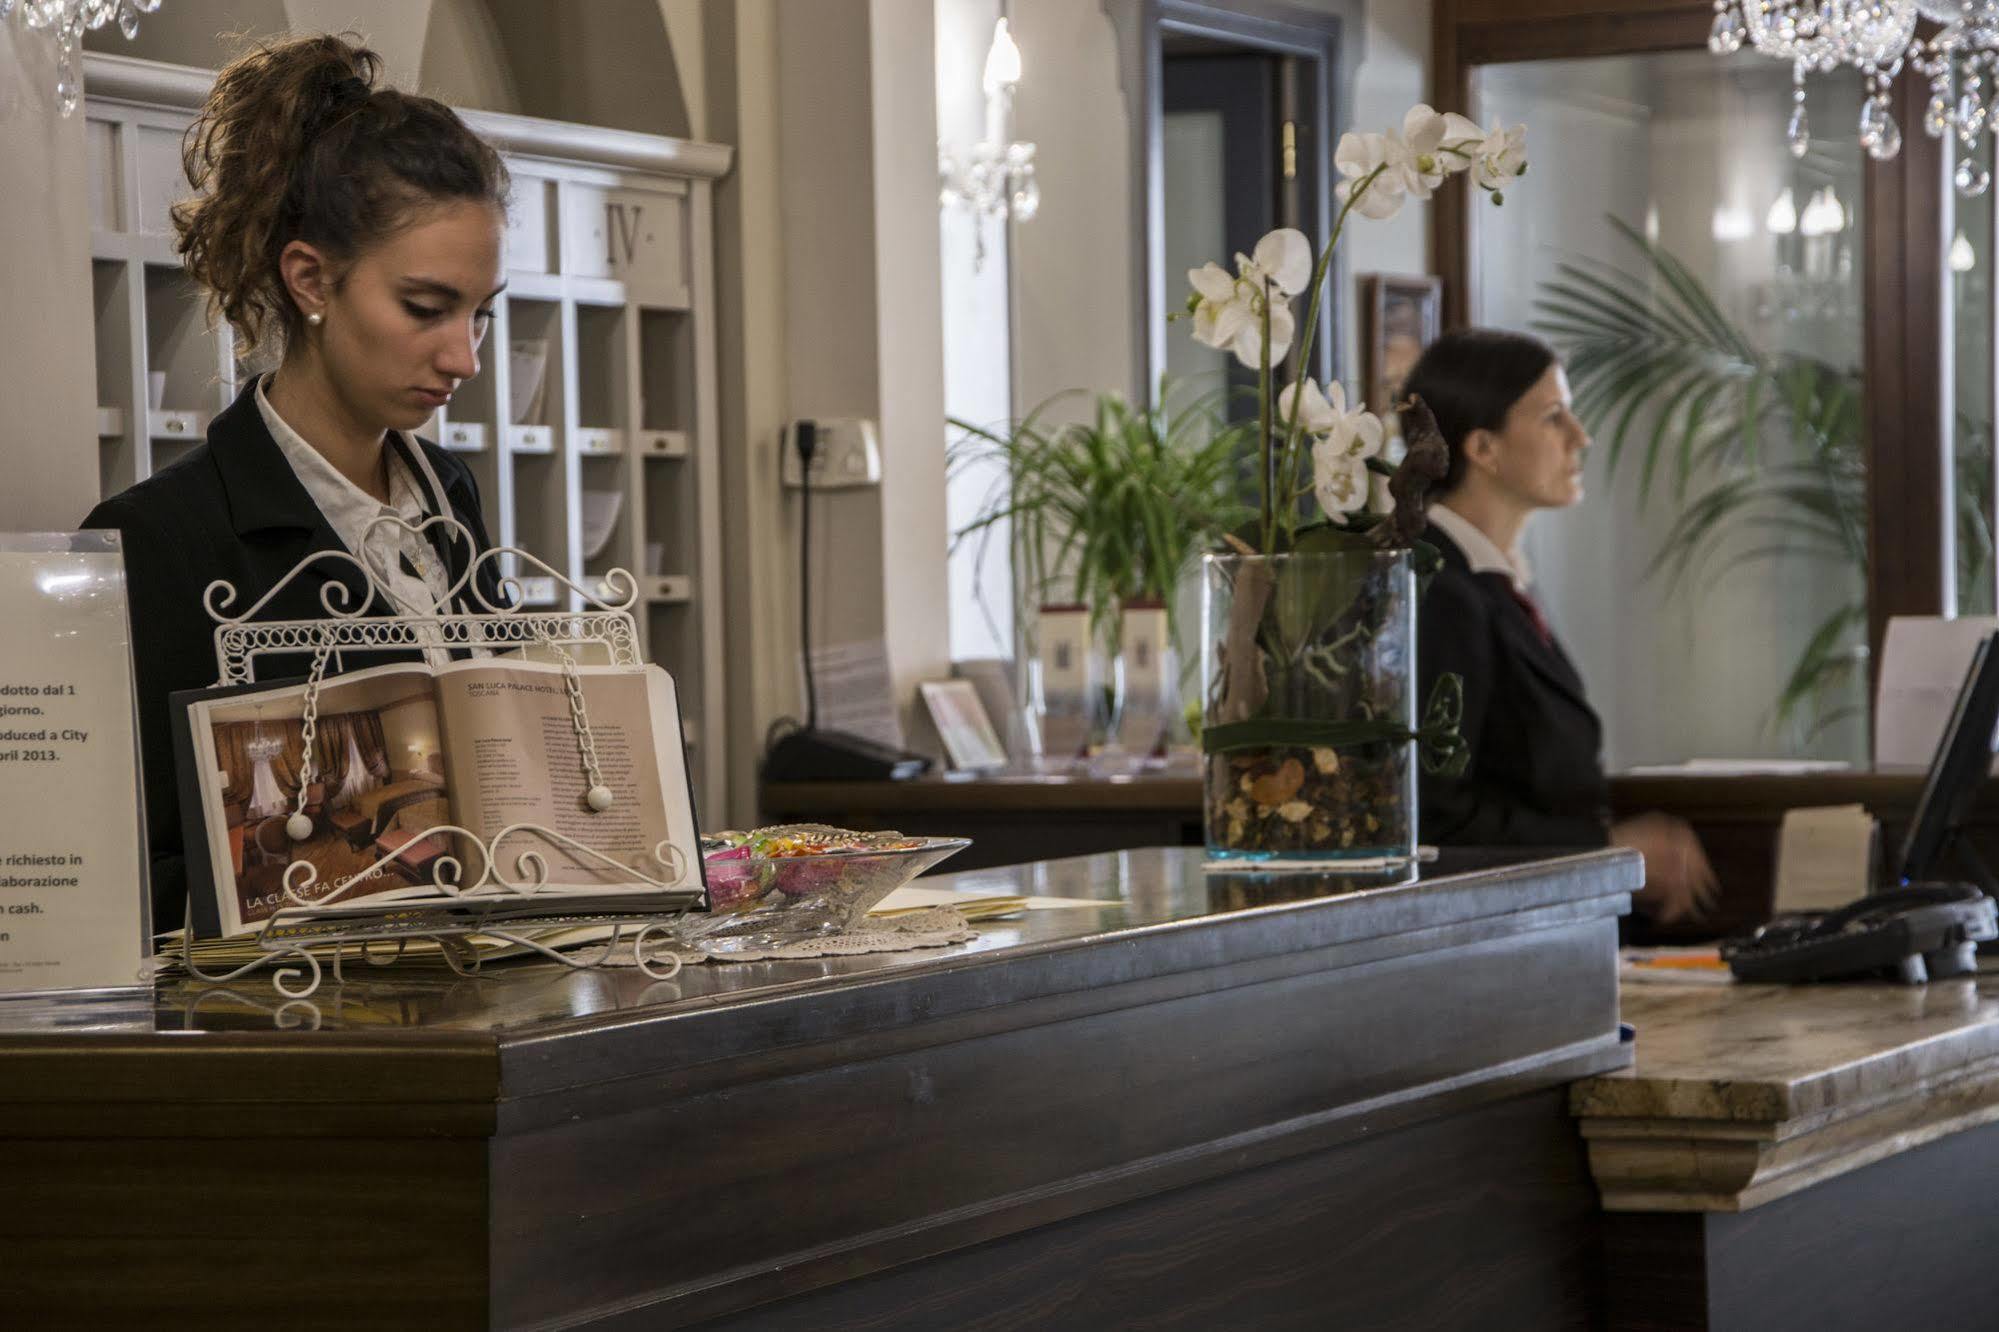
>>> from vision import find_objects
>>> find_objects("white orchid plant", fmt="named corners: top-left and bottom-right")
top-left (1184, 106), bottom-right (1527, 556)
top-left (1188, 107), bottom-right (1527, 798)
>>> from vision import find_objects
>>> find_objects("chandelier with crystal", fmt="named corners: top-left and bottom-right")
top-left (1710, 1), bottom-right (1999, 195)
top-left (939, 17), bottom-right (1039, 269)
top-left (2, 0), bottom-right (164, 117)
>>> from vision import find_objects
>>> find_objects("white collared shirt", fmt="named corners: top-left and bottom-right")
top-left (1426, 502), bottom-right (1533, 593)
top-left (255, 377), bottom-right (459, 662)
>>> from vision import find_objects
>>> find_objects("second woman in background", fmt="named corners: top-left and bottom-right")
top-left (1407, 328), bottom-right (1718, 926)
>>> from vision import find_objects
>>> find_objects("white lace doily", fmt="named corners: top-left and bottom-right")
top-left (657, 906), bottom-right (978, 964)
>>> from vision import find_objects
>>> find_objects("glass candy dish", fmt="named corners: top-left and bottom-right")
top-left (687, 824), bottom-right (972, 955)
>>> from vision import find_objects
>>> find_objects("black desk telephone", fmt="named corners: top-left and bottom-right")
top-left (1721, 634), bottom-right (1999, 985)
top-left (1721, 884), bottom-right (1997, 985)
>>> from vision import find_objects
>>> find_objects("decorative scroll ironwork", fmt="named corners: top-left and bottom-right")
top-left (174, 515), bottom-right (702, 999)
top-left (208, 514), bottom-right (642, 686)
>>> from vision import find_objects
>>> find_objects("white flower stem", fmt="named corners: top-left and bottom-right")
top-left (1259, 286), bottom-right (1275, 552)
top-left (1275, 160), bottom-right (1388, 537)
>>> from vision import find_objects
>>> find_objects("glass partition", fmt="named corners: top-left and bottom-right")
top-left (1472, 50), bottom-right (1869, 766)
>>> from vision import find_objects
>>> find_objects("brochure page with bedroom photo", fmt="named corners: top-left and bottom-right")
top-left (172, 659), bottom-right (702, 938)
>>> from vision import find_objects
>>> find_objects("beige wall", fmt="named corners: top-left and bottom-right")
top-left (418, 0), bottom-right (521, 107)
top-left (1341, 0), bottom-right (1434, 391)
top-left (0, 27), bottom-right (97, 532)
top-left (1008, 0), bottom-right (1142, 414)
top-left (81, 0), bottom-right (289, 67)
top-left (702, 0), bottom-right (790, 826)
top-left (998, 0), bottom-right (1433, 413)
top-left (764, 0), bottom-right (951, 756)
top-left (868, 0), bottom-right (952, 728)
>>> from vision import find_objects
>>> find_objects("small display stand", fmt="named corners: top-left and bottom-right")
top-left (173, 515), bottom-right (704, 999)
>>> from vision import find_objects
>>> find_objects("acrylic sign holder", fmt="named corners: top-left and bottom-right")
top-left (171, 514), bottom-right (703, 999)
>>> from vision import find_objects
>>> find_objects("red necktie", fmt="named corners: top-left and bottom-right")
top-left (1507, 584), bottom-right (1553, 648)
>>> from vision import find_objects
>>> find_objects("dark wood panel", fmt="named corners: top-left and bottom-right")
top-left (1863, 64), bottom-right (1949, 703)
top-left (0, 1138), bottom-right (488, 1329)
top-left (762, 778), bottom-right (1202, 871)
top-left (1431, 0), bottom-right (1708, 329)
top-left (1457, 7), bottom-right (1708, 65)
top-left (0, 851), bottom-right (1636, 1328)
top-left (0, 1032), bottom-right (499, 1138)
top-left (700, 1087), bottom-right (1604, 1332)
top-left (763, 776), bottom-right (1202, 814)
top-left (1603, 1213), bottom-right (1712, 1332)
top-left (490, 917), bottom-right (1626, 1327)
top-left (1433, 0), bottom-right (1468, 328)
top-left (1604, 1111), bottom-right (1999, 1331)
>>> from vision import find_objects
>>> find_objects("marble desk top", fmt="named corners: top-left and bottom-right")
top-left (1573, 973), bottom-right (1999, 1212)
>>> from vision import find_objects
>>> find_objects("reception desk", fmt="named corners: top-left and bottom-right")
top-left (1579, 979), bottom-right (1999, 1329)
top-left (764, 769), bottom-right (1999, 940)
top-left (0, 848), bottom-right (1634, 1329)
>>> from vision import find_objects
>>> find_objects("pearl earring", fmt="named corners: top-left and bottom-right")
top-left (306, 312), bottom-right (323, 327)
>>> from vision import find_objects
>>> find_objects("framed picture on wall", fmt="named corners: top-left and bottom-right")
top-left (919, 680), bottom-right (1008, 773)
top-left (1359, 274), bottom-right (1444, 417)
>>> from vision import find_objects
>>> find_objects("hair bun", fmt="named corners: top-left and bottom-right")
top-left (305, 73), bottom-right (371, 141)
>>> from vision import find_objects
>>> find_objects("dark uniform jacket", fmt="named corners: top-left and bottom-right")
top-left (80, 376), bottom-right (507, 929)
top-left (1417, 522), bottom-right (1610, 849)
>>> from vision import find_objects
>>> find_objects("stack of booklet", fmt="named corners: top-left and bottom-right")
top-left (170, 657), bottom-right (706, 940)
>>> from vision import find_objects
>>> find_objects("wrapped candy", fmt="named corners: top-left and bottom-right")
top-left (694, 824), bottom-right (957, 935)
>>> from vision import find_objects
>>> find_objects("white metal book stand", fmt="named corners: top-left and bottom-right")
top-left (172, 514), bottom-right (702, 999)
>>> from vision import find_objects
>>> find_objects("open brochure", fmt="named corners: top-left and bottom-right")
top-left (171, 658), bottom-right (704, 939)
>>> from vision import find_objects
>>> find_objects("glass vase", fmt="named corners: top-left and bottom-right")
top-left (1112, 599), bottom-right (1175, 767)
top-left (1200, 549), bottom-right (1417, 864)
top-left (1029, 602), bottom-right (1103, 772)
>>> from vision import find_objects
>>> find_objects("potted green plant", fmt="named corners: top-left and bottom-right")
top-left (1533, 215), bottom-right (1992, 746)
top-left (1180, 106), bottom-right (1526, 863)
top-left (948, 383), bottom-right (1250, 762)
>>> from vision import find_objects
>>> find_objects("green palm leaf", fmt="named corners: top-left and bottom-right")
top-left (1532, 216), bottom-right (1864, 738)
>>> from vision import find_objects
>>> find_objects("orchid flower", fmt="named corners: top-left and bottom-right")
top-left (1186, 228), bottom-right (1312, 368)
top-left (1470, 123), bottom-right (1529, 199)
top-left (1276, 377), bottom-right (1340, 436)
top-left (1338, 109), bottom-right (1526, 220)
top-left (1407, 107), bottom-right (1487, 196)
top-left (1299, 379), bottom-right (1383, 461)
top-left (1282, 379), bottom-right (1385, 518)
top-left (1177, 104), bottom-right (1528, 546)
top-left (1312, 446), bottom-right (1372, 517)
top-left (1334, 131), bottom-right (1409, 220)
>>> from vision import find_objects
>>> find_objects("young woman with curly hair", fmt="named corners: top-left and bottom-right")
top-left (82, 32), bottom-right (512, 928)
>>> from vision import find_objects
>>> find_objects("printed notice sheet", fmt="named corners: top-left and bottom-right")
top-left (0, 534), bottom-right (149, 995)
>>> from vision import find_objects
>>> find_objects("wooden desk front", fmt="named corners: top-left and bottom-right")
top-left (0, 848), bottom-right (1633, 1329)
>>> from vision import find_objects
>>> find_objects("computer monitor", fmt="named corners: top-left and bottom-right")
top-left (1898, 633), bottom-right (1999, 891)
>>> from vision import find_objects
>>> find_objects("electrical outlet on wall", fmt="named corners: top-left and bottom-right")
top-left (781, 418), bottom-right (882, 490)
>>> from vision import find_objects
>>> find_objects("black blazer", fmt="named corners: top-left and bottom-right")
top-left (1417, 523), bottom-right (1609, 848)
top-left (80, 377), bottom-right (508, 930)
